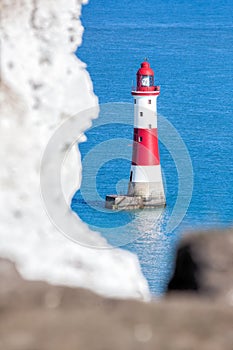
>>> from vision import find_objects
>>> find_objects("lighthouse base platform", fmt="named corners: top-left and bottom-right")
top-left (105, 195), bottom-right (165, 210)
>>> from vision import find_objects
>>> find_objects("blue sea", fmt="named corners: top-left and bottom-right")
top-left (72, 0), bottom-right (233, 295)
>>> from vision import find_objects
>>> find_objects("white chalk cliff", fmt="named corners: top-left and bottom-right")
top-left (0, 0), bottom-right (150, 299)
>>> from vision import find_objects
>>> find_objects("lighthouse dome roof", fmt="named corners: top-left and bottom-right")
top-left (137, 61), bottom-right (154, 76)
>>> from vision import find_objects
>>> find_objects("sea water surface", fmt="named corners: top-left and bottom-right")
top-left (72, 0), bottom-right (233, 294)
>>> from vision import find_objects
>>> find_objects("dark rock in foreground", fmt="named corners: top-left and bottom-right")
top-left (0, 255), bottom-right (233, 350)
top-left (167, 229), bottom-right (233, 300)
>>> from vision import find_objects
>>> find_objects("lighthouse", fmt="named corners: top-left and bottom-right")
top-left (105, 60), bottom-right (165, 210)
top-left (127, 60), bottom-right (165, 205)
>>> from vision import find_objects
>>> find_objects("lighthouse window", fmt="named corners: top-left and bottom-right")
top-left (134, 99), bottom-right (136, 104)
top-left (130, 171), bottom-right (133, 182)
top-left (141, 75), bottom-right (154, 87)
top-left (138, 136), bottom-right (143, 142)
top-left (148, 99), bottom-right (151, 104)
top-left (140, 112), bottom-right (143, 117)
top-left (149, 124), bottom-right (152, 129)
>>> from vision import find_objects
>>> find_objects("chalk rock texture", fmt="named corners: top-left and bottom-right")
top-left (0, 0), bottom-right (150, 300)
top-left (0, 258), bottom-right (233, 350)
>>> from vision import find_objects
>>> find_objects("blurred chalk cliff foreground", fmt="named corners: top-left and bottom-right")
top-left (0, 0), bottom-right (150, 300)
top-left (1, 230), bottom-right (233, 350)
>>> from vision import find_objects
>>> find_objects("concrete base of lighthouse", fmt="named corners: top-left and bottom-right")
top-left (105, 181), bottom-right (165, 210)
top-left (105, 186), bottom-right (165, 210)
top-left (105, 194), bottom-right (165, 210)
top-left (105, 195), bottom-right (143, 210)
top-left (127, 181), bottom-right (165, 201)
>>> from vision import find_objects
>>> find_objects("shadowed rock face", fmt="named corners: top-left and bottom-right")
top-left (168, 244), bottom-right (200, 292)
top-left (1, 257), bottom-right (233, 350)
top-left (167, 230), bottom-right (233, 300)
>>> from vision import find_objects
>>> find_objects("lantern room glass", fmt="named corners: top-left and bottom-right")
top-left (140, 75), bottom-right (154, 87)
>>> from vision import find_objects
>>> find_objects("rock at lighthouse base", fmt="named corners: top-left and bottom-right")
top-left (105, 195), bottom-right (165, 210)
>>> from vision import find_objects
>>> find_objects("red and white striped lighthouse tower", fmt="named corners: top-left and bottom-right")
top-left (105, 60), bottom-right (165, 210)
top-left (127, 60), bottom-right (165, 206)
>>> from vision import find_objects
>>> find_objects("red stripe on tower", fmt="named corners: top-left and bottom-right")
top-left (132, 128), bottom-right (160, 166)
